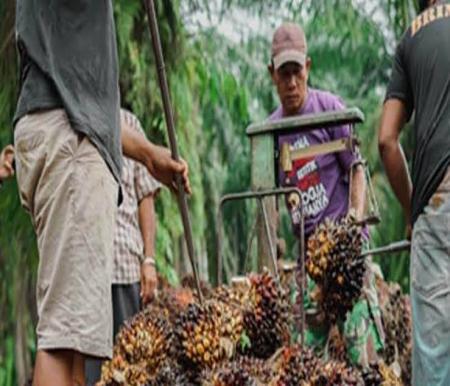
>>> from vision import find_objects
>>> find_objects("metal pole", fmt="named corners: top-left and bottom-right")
top-left (297, 200), bottom-right (305, 347)
top-left (258, 198), bottom-right (279, 280)
top-left (216, 187), bottom-right (303, 283)
top-left (144, 0), bottom-right (203, 304)
top-left (360, 240), bottom-right (411, 258)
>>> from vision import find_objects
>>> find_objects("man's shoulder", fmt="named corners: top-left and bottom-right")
top-left (120, 108), bottom-right (145, 135)
top-left (308, 88), bottom-right (346, 112)
top-left (268, 106), bottom-right (283, 121)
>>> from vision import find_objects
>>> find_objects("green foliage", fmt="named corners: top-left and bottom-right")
top-left (0, 0), bottom-right (418, 383)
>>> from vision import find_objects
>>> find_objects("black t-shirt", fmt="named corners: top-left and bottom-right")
top-left (14, 0), bottom-right (122, 184)
top-left (386, 2), bottom-right (450, 224)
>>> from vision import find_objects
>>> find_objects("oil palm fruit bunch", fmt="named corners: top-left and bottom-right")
top-left (381, 283), bottom-right (402, 364)
top-left (97, 354), bottom-right (150, 386)
top-left (235, 355), bottom-right (274, 384)
top-left (211, 279), bottom-right (251, 308)
top-left (182, 274), bottom-right (213, 299)
top-left (240, 271), bottom-right (291, 358)
top-left (380, 283), bottom-right (412, 374)
top-left (154, 286), bottom-right (195, 324)
top-left (397, 296), bottom-right (412, 385)
top-left (311, 360), bottom-right (363, 386)
top-left (306, 218), bottom-right (336, 283)
top-left (201, 361), bottom-right (257, 386)
top-left (326, 325), bottom-right (348, 363)
top-left (174, 301), bottom-right (224, 370)
top-left (378, 361), bottom-right (404, 386)
top-left (211, 300), bottom-right (244, 349)
top-left (112, 307), bottom-right (173, 373)
top-left (98, 306), bottom-right (172, 385)
top-left (147, 362), bottom-right (189, 386)
top-left (306, 214), bottom-right (365, 322)
top-left (361, 362), bottom-right (383, 386)
top-left (271, 345), bottom-right (321, 385)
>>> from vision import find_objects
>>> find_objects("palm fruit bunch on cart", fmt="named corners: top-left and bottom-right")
top-left (201, 355), bottom-right (274, 385)
top-left (239, 271), bottom-right (292, 359)
top-left (174, 301), bottom-right (225, 370)
top-left (270, 345), bottom-right (321, 385)
top-left (97, 355), bottom-right (149, 386)
top-left (201, 362), bottom-right (256, 386)
top-left (377, 280), bottom-right (412, 385)
top-left (361, 362), bottom-right (383, 386)
top-left (97, 268), bottom-right (411, 385)
top-left (361, 361), bottom-right (404, 386)
top-left (326, 325), bottom-right (349, 363)
top-left (312, 360), bottom-right (364, 386)
top-left (98, 306), bottom-right (173, 385)
top-left (147, 362), bottom-right (189, 386)
top-left (306, 213), bottom-right (365, 322)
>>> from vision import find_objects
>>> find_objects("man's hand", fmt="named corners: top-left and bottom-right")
top-left (144, 143), bottom-right (191, 194)
top-left (140, 260), bottom-right (158, 305)
top-left (0, 145), bottom-right (14, 181)
top-left (121, 120), bottom-right (191, 194)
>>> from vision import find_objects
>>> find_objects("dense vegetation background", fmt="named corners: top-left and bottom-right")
top-left (0, 0), bottom-right (419, 383)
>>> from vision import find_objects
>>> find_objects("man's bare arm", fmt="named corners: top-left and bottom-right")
top-left (138, 194), bottom-right (158, 304)
top-left (349, 163), bottom-right (366, 220)
top-left (378, 99), bottom-right (412, 224)
top-left (139, 194), bottom-right (157, 258)
top-left (121, 120), bottom-right (191, 194)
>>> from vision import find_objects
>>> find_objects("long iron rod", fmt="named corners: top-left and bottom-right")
top-left (258, 198), bottom-right (279, 280)
top-left (298, 202), bottom-right (305, 346)
top-left (360, 240), bottom-right (411, 258)
top-left (144, 0), bottom-right (203, 303)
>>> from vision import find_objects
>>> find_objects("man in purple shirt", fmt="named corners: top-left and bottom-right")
top-left (268, 23), bottom-right (384, 367)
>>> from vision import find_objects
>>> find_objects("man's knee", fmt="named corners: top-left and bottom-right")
top-left (33, 349), bottom-right (80, 386)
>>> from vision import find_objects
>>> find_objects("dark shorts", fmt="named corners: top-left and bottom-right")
top-left (85, 282), bottom-right (141, 385)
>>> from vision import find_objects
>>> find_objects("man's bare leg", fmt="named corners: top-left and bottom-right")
top-left (33, 349), bottom-right (74, 386)
top-left (72, 352), bottom-right (86, 386)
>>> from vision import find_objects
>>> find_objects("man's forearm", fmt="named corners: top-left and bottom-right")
top-left (379, 141), bottom-right (412, 222)
top-left (349, 164), bottom-right (366, 220)
top-left (121, 122), bottom-right (154, 167)
top-left (138, 194), bottom-right (156, 257)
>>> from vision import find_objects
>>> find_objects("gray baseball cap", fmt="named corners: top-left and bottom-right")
top-left (271, 23), bottom-right (307, 70)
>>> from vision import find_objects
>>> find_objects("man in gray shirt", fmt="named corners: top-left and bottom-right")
top-left (14, 1), bottom-right (189, 385)
top-left (379, 1), bottom-right (450, 384)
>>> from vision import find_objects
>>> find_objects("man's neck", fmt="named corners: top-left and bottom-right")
top-left (282, 90), bottom-right (309, 117)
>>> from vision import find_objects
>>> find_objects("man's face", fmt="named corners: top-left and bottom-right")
top-left (270, 60), bottom-right (310, 116)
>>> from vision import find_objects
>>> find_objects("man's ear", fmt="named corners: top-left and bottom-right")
top-left (305, 57), bottom-right (312, 72)
top-left (268, 63), bottom-right (276, 83)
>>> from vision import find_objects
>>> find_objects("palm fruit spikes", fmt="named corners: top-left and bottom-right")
top-left (361, 362), bottom-right (383, 386)
top-left (234, 356), bottom-right (274, 384)
top-left (361, 361), bottom-right (404, 386)
top-left (97, 306), bottom-right (173, 386)
top-left (174, 301), bottom-right (225, 369)
top-left (312, 360), bottom-right (364, 386)
top-left (201, 362), bottom-right (256, 386)
top-left (306, 213), bottom-right (365, 322)
top-left (212, 300), bottom-right (244, 348)
top-left (378, 281), bottom-right (412, 384)
top-left (97, 354), bottom-right (150, 386)
top-left (147, 362), bottom-right (189, 386)
top-left (270, 345), bottom-right (321, 386)
top-left (240, 271), bottom-right (291, 359)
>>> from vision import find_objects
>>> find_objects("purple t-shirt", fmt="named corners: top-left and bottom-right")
top-left (269, 88), bottom-right (358, 238)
